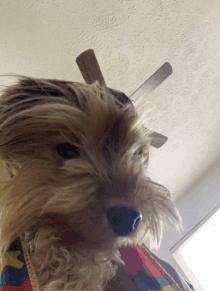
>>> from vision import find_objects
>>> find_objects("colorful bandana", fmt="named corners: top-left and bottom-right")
top-left (0, 237), bottom-right (40, 291)
top-left (0, 237), bottom-right (194, 291)
top-left (119, 244), bottom-right (194, 291)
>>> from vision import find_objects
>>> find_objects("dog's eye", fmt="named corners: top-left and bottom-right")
top-left (57, 143), bottom-right (81, 159)
top-left (134, 149), bottom-right (149, 166)
top-left (134, 149), bottom-right (143, 157)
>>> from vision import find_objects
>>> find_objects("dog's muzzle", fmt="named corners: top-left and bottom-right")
top-left (106, 206), bottom-right (142, 236)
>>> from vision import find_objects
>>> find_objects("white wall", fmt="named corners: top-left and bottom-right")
top-left (152, 157), bottom-right (220, 282)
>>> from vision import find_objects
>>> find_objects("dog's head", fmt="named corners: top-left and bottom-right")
top-left (0, 76), bottom-right (182, 254)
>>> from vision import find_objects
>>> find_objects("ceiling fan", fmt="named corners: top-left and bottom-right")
top-left (76, 49), bottom-right (172, 149)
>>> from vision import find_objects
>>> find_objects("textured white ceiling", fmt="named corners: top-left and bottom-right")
top-left (0, 0), bottom-right (220, 200)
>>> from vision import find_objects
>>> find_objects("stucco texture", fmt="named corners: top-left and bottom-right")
top-left (0, 0), bottom-right (220, 200)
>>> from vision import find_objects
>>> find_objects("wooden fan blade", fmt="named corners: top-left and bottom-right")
top-left (148, 131), bottom-right (168, 148)
top-left (130, 62), bottom-right (173, 101)
top-left (76, 49), bottom-right (107, 87)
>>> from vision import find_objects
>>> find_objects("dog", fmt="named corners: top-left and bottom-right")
top-left (0, 75), bottom-right (182, 291)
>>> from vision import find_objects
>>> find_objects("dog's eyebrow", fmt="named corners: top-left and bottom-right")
top-left (105, 118), bottom-right (121, 145)
top-left (109, 118), bottom-right (121, 141)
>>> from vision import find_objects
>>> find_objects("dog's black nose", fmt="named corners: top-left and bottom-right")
top-left (106, 206), bottom-right (142, 236)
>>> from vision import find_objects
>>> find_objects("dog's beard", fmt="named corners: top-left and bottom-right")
top-left (2, 160), bottom-right (181, 256)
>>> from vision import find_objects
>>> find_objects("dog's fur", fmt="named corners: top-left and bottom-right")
top-left (0, 76), bottom-right (182, 291)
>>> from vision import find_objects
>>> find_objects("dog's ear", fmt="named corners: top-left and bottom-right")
top-left (20, 78), bottom-right (73, 89)
top-left (19, 77), bottom-right (72, 85)
top-left (0, 77), bottom-right (72, 126)
top-left (0, 77), bottom-right (78, 107)
top-left (18, 77), bottom-right (70, 97)
top-left (20, 77), bottom-right (39, 88)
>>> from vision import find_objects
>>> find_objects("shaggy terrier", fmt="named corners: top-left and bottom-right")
top-left (0, 76), bottom-right (182, 291)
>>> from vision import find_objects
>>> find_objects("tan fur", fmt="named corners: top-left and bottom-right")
top-left (0, 76), bottom-right (182, 291)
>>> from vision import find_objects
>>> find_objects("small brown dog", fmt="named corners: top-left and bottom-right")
top-left (0, 76), bottom-right (182, 291)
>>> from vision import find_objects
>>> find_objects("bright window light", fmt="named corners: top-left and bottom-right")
top-left (172, 206), bottom-right (220, 291)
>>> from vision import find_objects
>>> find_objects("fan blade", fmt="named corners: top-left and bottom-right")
top-left (129, 62), bottom-right (172, 148)
top-left (148, 131), bottom-right (168, 148)
top-left (130, 62), bottom-right (173, 101)
top-left (76, 49), bottom-right (107, 87)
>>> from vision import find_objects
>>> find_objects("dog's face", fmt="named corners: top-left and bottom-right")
top-left (0, 76), bottom-right (181, 255)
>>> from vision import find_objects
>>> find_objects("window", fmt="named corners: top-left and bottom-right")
top-left (171, 205), bottom-right (220, 291)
